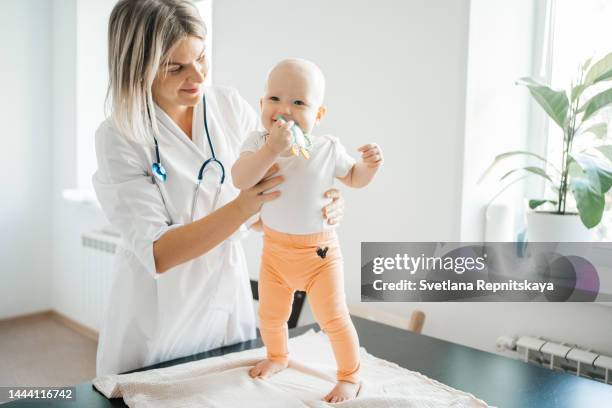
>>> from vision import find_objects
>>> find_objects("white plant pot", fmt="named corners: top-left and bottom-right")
top-left (526, 211), bottom-right (593, 242)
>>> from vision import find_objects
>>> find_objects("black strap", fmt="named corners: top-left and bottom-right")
top-left (202, 93), bottom-right (215, 159)
top-left (153, 137), bottom-right (161, 163)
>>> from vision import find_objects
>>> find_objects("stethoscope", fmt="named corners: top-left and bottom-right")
top-left (151, 94), bottom-right (225, 222)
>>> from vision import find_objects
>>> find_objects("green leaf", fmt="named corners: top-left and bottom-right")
top-left (517, 77), bottom-right (569, 128)
top-left (582, 88), bottom-right (612, 121)
top-left (570, 177), bottom-right (605, 228)
top-left (595, 70), bottom-right (612, 83)
top-left (529, 199), bottom-right (557, 210)
top-left (584, 52), bottom-right (612, 85)
top-left (597, 70), bottom-right (612, 82)
top-left (568, 160), bottom-right (585, 178)
top-left (579, 123), bottom-right (608, 139)
top-left (478, 150), bottom-right (554, 183)
top-left (571, 84), bottom-right (587, 102)
top-left (596, 145), bottom-right (612, 162)
top-left (500, 166), bottom-right (553, 183)
top-left (570, 152), bottom-right (612, 194)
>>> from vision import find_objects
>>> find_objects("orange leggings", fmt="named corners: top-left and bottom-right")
top-left (258, 225), bottom-right (360, 384)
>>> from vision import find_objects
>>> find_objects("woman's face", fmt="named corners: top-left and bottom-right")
top-left (152, 36), bottom-right (208, 109)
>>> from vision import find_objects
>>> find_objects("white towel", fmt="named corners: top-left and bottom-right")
top-left (93, 330), bottom-right (491, 407)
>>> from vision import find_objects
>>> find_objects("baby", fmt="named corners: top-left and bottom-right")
top-left (232, 58), bottom-right (382, 403)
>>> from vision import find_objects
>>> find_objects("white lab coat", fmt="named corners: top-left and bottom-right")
top-left (93, 86), bottom-right (258, 376)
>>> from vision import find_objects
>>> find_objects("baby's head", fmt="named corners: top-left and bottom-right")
top-left (260, 58), bottom-right (326, 134)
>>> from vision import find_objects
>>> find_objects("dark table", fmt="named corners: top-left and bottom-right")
top-left (5, 316), bottom-right (612, 407)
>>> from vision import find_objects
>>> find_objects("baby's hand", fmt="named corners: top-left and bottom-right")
top-left (266, 118), bottom-right (293, 155)
top-left (357, 143), bottom-right (383, 168)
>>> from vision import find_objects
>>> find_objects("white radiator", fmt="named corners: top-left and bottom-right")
top-left (79, 229), bottom-right (118, 331)
top-left (497, 335), bottom-right (612, 385)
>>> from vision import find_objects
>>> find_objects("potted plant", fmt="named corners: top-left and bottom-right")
top-left (482, 53), bottom-right (612, 241)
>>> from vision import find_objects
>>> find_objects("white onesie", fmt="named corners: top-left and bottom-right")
top-left (240, 130), bottom-right (356, 234)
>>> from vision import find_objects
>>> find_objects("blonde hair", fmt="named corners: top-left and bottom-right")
top-left (106, 0), bottom-right (206, 145)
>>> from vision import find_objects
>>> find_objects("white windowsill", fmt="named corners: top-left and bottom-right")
top-left (62, 188), bottom-right (100, 208)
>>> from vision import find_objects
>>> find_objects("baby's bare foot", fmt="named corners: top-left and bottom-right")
top-left (248, 359), bottom-right (288, 379)
top-left (323, 380), bottom-right (361, 403)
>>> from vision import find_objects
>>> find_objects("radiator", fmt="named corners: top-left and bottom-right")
top-left (497, 335), bottom-right (612, 385)
top-left (79, 229), bottom-right (118, 331)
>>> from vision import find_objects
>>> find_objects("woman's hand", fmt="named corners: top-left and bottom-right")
top-left (322, 188), bottom-right (345, 225)
top-left (154, 164), bottom-right (282, 274)
top-left (249, 217), bottom-right (264, 232)
top-left (234, 163), bottom-right (283, 217)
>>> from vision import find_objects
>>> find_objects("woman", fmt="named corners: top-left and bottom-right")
top-left (94, 0), bottom-right (344, 376)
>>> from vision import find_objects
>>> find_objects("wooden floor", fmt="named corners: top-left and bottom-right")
top-left (0, 312), bottom-right (97, 402)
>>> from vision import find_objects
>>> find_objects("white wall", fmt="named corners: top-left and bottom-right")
top-left (3, 0), bottom-right (611, 359)
top-left (213, 0), bottom-right (612, 356)
top-left (51, 0), bottom-right (113, 326)
top-left (0, 0), bottom-right (53, 319)
top-left (213, 0), bottom-right (469, 288)
top-left (75, 0), bottom-right (113, 190)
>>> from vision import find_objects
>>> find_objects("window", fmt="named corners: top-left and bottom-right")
top-left (195, 0), bottom-right (213, 86)
top-left (543, 0), bottom-right (612, 240)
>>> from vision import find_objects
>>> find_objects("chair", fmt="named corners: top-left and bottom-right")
top-left (250, 280), bottom-right (306, 329)
top-left (348, 304), bottom-right (426, 334)
top-left (407, 310), bottom-right (426, 334)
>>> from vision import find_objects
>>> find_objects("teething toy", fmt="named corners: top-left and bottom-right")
top-left (277, 115), bottom-right (312, 159)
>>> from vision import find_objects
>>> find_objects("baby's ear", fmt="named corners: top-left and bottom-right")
top-left (316, 105), bottom-right (327, 123)
top-left (259, 98), bottom-right (263, 110)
